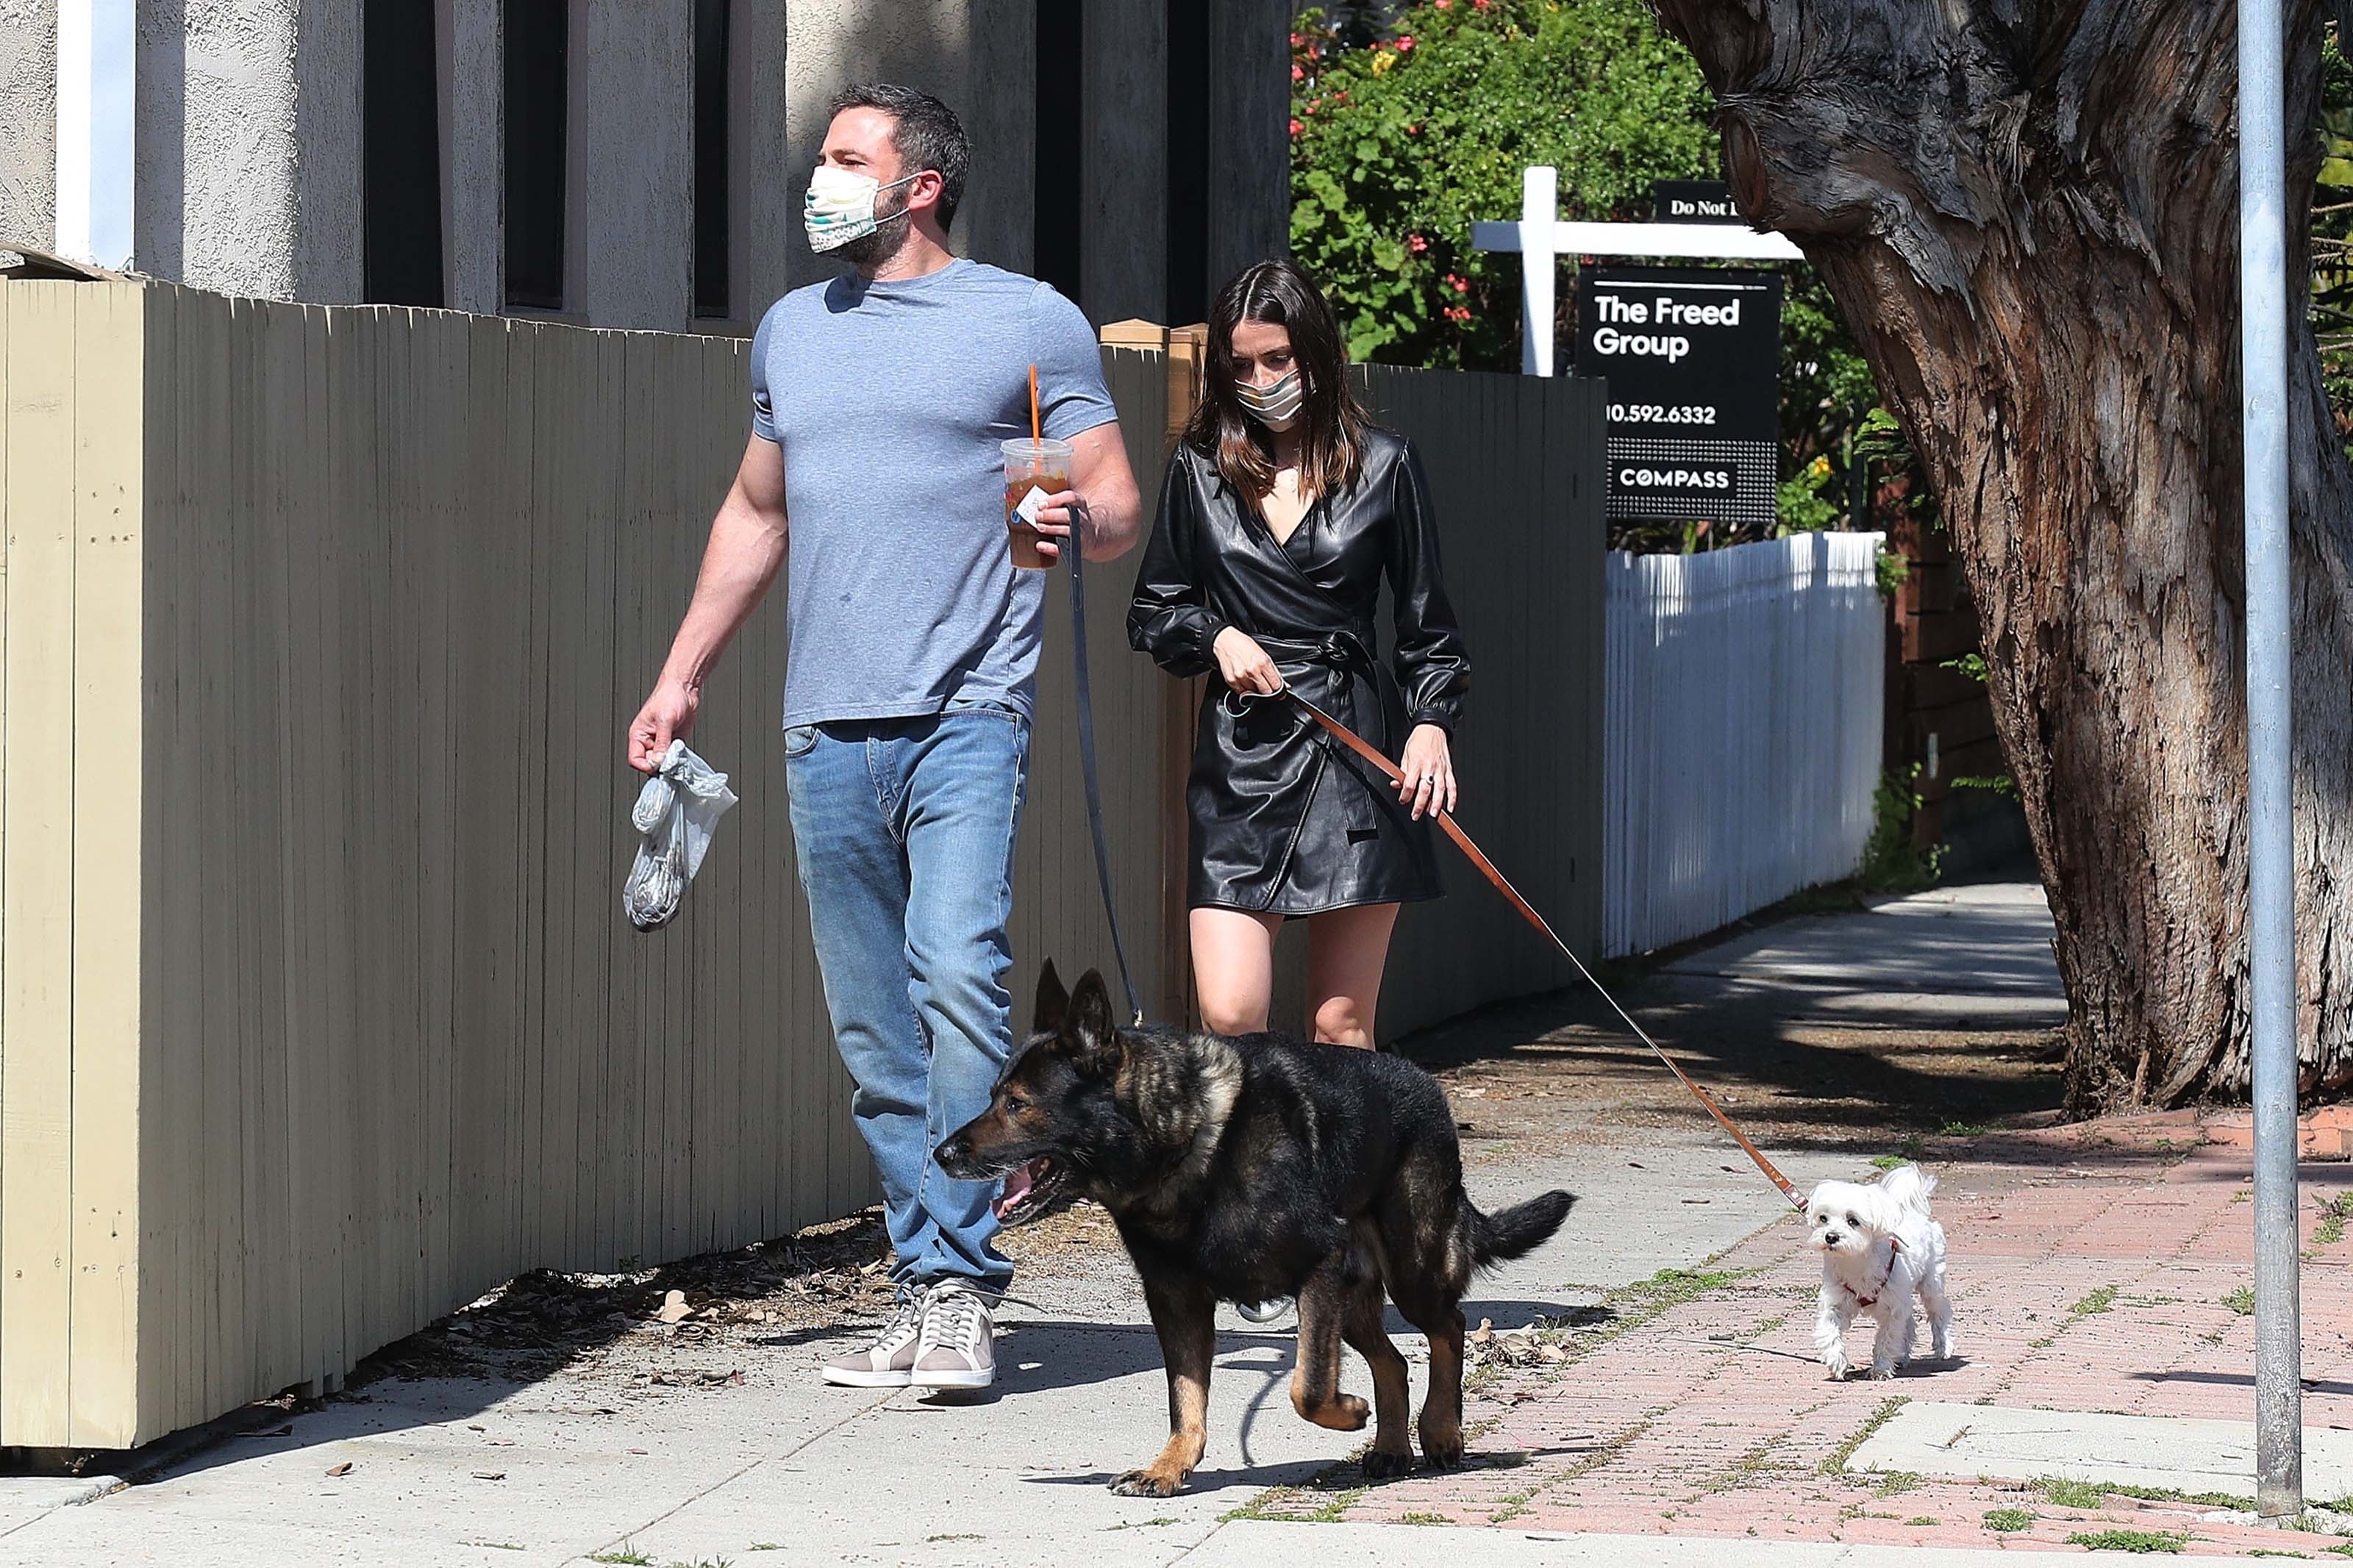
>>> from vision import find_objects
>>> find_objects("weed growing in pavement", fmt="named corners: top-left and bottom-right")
top-left (1399, 1513), bottom-right (1449, 1525)
top-left (1984, 1508), bottom-right (2036, 1533)
top-left (1871, 1155), bottom-right (1907, 1170)
top-left (1820, 1396), bottom-right (1910, 1476)
top-left (2034, 1475), bottom-right (2253, 1512)
top-left (590, 1550), bottom-right (654, 1567)
top-left (2065, 1528), bottom-right (2187, 1553)
top-left (2040, 1478), bottom-right (2109, 1509)
top-left (2069, 1286), bottom-right (2119, 1320)
top-left (1938, 1121), bottom-right (1986, 1138)
top-left (1221, 1482), bottom-right (1365, 1525)
top-left (2247, 1551), bottom-right (2312, 1559)
top-left (2313, 1194), bottom-right (2353, 1250)
top-left (2227, 1286), bottom-right (2257, 1316)
top-left (1874, 1471), bottom-right (1923, 1497)
top-left (1905, 1517), bottom-right (1938, 1526)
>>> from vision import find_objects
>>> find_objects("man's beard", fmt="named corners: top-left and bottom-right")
top-left (835, 191), bottom-right (915, 270)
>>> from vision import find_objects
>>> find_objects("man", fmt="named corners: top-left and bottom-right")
top-left (626, 85), bottom-right (1142, 1390)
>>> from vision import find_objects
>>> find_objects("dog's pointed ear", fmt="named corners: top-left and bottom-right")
top-left (1065, 968), bottom-right (1124, 1078)
top-left (1033, 960), bottom-right (1071, 1035)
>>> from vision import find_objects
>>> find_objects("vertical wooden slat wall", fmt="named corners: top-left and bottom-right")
top-left (0, 282), bottom-right (1607, 1449)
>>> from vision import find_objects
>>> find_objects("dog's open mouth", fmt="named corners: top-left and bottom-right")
top-left (991, 1156), bottom-right (1070, 1225)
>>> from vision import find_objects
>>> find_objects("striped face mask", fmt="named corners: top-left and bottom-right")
top-left (1235, 370), bottom-right (1305, 432)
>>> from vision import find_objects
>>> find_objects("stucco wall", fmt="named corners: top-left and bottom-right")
top-left (149, 0), bottom-right (302, 298)
top-left (571, 1), bottom-right (693, 329)
top-left (441, 0), bottom-right (499, 314)
top-left (0, 0), bottom-right (57, 252)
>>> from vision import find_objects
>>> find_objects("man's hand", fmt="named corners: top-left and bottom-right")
top-left (628, 679), bottom-right (700, 773)
top-left (1029, 492), bottom-right (1086, 564)
top-left (1213, 627), bottom-right (1285, 696)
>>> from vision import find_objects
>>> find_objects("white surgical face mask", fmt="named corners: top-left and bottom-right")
top-left (804, 164), bottom-right (921, 254)
top-left (1235, 368), bottom-right (1305, 432)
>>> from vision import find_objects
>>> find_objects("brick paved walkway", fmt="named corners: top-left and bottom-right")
top-left (1322, 1114), bottom-right (2353, 1557)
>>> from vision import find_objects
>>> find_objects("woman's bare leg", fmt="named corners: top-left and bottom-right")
top-left (1304, 903), bottom-right (1402, 1048)
top-left (1190, 907), bottom-right (1285, 1037)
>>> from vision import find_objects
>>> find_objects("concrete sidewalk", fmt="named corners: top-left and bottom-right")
top-left (10, 882), bottom-right (2339, 1567)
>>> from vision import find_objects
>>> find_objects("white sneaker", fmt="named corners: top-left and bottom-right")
top-left (911, 1281), bottom-right (996, 1389)
top-left (1236, 1297), bottom-right (1293, 1325)
top-left (821, 1287), bottom-right (924, 1386)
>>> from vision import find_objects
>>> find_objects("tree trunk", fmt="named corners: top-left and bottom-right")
top-left (1649, 0), bottom-right (2353, 1107)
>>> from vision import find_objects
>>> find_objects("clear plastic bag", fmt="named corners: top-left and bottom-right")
top-left (623, 740), bottom-right (740, 931)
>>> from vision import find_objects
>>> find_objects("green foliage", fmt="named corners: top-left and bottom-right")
top-left (2065, 1530), bottom-right (2187, 1554)
top-left (1859, 766), bottom-right (1943, 892)
top-left (1291, 1), bottom-right (1720, 368)
top-left (1874, 545), bottom-right (1910, 598)
top-left (2317, 26), bottom-right (2353, 451)
top-left (2226, 1284), bottom-right (2257, 1316)
top-left (1291, 0), bottom-right (1888, 549)
top-left (1984, 1508), bottom-right (2037, 1533)
top-left (2039, 1477), bottom-right (2112, 1508)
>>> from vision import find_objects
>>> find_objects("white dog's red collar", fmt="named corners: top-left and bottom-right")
top-left (1843, 1236), bottom-right (1902, 1309)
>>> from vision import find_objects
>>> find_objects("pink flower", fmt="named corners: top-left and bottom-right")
top-left (1407, 122), bottom-right (1422, 135)
top-left (1408, 234), bottom-right (1429, 253)
top-left (1290, 30), bottom-right (1304, 46)
top-left (1473, 0), bottom-right (1490, 8)
top-left (1292, 62), bottom-right (1305, 80)
top-left (1396, 35), bottom-right (1415, 51)
top-left (1444, 305), bottom-right (1473, 325)
top-left (1445, 273), bottom-right (1468, 293)
top-left (1436, 0), bottom-right (1452, 9)
top-left (1290, 118), bottom-right (1304, 137)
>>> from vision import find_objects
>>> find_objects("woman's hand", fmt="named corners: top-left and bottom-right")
top-left (1213, 627), bottom-right (1285, 696)
top-left (1396, 723), bottom-right (1457, 820)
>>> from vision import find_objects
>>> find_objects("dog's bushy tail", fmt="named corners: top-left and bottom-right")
top-left (1467, 1189), bottom-right (1577, 1268)
top-left (1879, 1162), bottom-right (1938, 1215)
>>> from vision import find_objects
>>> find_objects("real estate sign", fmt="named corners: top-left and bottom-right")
top-left (1572, 264), bottom-right (1782, 531)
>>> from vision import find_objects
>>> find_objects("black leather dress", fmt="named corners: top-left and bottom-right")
top-left (1126, 429), bottom-right (1471, 914)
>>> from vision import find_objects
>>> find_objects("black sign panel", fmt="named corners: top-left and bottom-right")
top-left (1574, 264), bottom-right (1782, 528)
top-left (1652, 179), bottom-right (1741, 224)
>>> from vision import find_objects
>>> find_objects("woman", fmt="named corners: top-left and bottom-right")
top-left (1127, 258), bottom-right (1469, 1054)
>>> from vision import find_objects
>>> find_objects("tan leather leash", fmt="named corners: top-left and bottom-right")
top-left (1280, 688), bottom-right (1808, 1213)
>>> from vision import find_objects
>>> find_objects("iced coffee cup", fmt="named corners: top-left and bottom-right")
top-left (1001, 437), bottom-right (1075, 570)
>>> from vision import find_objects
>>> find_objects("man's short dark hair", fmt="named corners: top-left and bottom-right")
top-left (827, 84), bottom-right (971, 231)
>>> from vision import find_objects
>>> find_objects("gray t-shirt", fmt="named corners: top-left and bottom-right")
top-left (750, 259), bottom-right (1118, 728)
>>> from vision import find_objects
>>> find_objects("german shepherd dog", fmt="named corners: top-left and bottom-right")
top-left (935, 962), bottom-right (1575, 1496)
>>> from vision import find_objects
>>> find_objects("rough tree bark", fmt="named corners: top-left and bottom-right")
top-left (1648, 0), bottom-right (2353, 1107)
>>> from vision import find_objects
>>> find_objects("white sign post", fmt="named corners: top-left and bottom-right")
top-left (1471, 165), bottom-right (1804, 377)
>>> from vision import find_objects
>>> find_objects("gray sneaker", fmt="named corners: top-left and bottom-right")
top-left (911, 1281), bottom-right (996, 1389)
top-left (821, 1286), bottom-right (924, 1387)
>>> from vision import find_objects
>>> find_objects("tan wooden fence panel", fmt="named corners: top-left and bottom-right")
top-left (0, 282), bottom-right (1604, 1448)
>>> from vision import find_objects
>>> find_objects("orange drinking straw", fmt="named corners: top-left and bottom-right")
top-left (1029, 364), bottom-right (1041, 443)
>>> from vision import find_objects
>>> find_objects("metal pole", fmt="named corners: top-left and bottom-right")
top-left (2238, 0), bottom-right (2304, 1524)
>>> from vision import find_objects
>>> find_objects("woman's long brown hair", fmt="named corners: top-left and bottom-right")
top-left (1185, 259), bottom-right (1374, 505)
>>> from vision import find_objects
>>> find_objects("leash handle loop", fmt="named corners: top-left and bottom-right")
top-left (1273, 687), bottom-right (1807, 1213)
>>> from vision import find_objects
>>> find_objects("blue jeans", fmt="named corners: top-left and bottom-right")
top-left (783, 703), bottom-right (1029, 1292)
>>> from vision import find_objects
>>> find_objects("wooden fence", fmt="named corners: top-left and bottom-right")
top-left (0, 279), bottom-right (1606, 1448)
top-left (1602, 531), bottom-right (1888, 956)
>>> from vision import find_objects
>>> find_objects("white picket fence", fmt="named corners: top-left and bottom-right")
top-left (1604, 531), bottom-right (1887, 957)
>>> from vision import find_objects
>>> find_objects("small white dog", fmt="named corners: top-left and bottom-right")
top-left (1807, 1163), bottom-right (1954, 1380)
